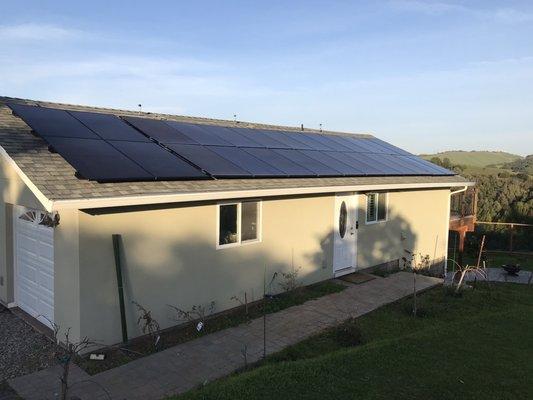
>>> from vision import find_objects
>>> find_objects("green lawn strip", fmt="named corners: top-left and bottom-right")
top-left (176, 284), bottom-right (533, 400)
top-left (78, 280), bottom-right (345, 374)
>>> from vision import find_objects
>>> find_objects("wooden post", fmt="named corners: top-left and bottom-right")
top-left (113, 234), bottom-right (128, 343)
top-left (476, 235), bottom-right (485, 268)
top-left (458, 228), bottom-right (466, 267)
top-left (509, 224), bottom-right (514, 253)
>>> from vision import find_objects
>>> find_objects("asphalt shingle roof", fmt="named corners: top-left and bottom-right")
top-left (0, 96), bottom-right (467, 203)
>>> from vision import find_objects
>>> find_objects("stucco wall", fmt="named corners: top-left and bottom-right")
top-left (0, 158), bottom-right (45, 304)
top-left (357, 189), bottom-right (449, 271)
top-left (77, 195), bottom-right (335, 345)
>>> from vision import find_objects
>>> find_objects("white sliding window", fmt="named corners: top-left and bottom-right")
top-left (218, 201), bottom-right (261, 248)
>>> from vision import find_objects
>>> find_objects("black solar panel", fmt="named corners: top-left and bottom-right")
top-left (10, 103), bottom-right (455, 181)
top-left (166, 121), bottom-right (233, 146)
top-left (208, 146), bottom-right (284, 176)
top-left (166, 144), bottom-right (251, 177)
top-left (45, 137), bottom-right (153, 181)
top-left (259, 130), bottom-right (313, 150)
top-left (123, 116), bottom-right (197, 144)
top-left (339, 152), bottom-right (383, 175)
top-left (243, 148), bottom-right (315, 176)
top-left (285, 132), bottom-right (336, 151)
top-left (369, 138), bottom-right (412, 156)
top-left (300, 150), bottom-right (361, 175)
top-left (401, 155), bottom-right (452, 174)
top-left (9, 103), bottom-right (99, 139)
top-left (70, 111), bottom-right (150, 142)
top-left (273, 149), bottom-right (341, 176)
top-left (232, 128), bottom-right (286, 148)
top-left (110, 141), bottom-right (206, 179)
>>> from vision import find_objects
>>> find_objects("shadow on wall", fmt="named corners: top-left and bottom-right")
top-left (356, 206), bottom-right (418, 270)
top-left (78, 205), bottom-right (439, 345)
top-left (79, 209), bottom-right (331, 344)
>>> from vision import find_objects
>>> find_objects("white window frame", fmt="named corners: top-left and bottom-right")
top-left (365, 192), bottom-right (388, 225)
top-left (216, 200), bottom-right (262, 249)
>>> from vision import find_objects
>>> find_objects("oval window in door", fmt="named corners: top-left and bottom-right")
top-left (339, 201), bottom-right (347, 238)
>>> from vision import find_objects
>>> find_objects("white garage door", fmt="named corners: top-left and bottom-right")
top-left (14, 206), bottom-right (54, 327)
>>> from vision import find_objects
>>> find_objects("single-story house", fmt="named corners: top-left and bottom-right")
top-left (0, 96), bottom-right (474, 345)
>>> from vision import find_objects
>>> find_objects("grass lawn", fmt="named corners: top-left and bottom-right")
top-left (78, 280), bottom-right (345, 374)
top-left (176, 283), bottom-right (533, 400)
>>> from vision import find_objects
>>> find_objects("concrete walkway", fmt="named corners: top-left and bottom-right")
top-left (445, 267), bottom-right (533, 285)
top-left (8, 272), bottom-right (442, 400)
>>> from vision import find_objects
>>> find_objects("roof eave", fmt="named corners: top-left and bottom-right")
top-left (50, 179), bottom-right (475, 211)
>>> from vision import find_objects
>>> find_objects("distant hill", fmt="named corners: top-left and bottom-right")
top-left (420, 151), bottom-right (522, 168)
top-left (501, 155), bottom-right (533, 174)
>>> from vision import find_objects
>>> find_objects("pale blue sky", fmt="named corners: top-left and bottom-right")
top-left (1, 1), bottom-right (532, 155)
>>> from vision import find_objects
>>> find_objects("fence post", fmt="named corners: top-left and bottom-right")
top-left (509, 224), bottom-right (514, 253)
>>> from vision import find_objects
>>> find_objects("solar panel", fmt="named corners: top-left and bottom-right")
top-left (273, 149), bottom-right (342, 176)
top-left (208, 146), bottom-right (285, 176)
top-left (400, 156), bottom-right (453, 174)
top-left (9, 102), bottom-right (455, 181)
top-left (212, 127), bottom-right (263, 147)
top-left (300, 150), bottom-right (362, 175)
top-left (334, 152), bottom-right (381, 175)
top-left (166, 121), bottom-right (233, 146)
top-left (69, 111), bottom-right (150, 142)
top-left (110, 141), bottom-right (207, 179)
top-left (284, 133), bottom-right (337, 151)
top-left (259, 130), bottom-right (313, 150)
top-left (166, 144), bottom-right (251, 177)
top-left (232, 128), bottom-right (286, 148)
top-left (9, 103), bottom-right (99, 139)
top-left (243, 148), bottom-right (315, 176)
top-left (45, 137), bottom-right (153, 181)
top-left (123, 116), bottom-right (197, 144)
top-left (369, 138), bottom-right (412, 156)
top-left (344, 137), bottom-right (389, 153)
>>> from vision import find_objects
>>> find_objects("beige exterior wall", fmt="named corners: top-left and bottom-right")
top-left (0, 158), bottom-right (81, 341)
top-left (0, 158), bottom-right (45, 304)
top-left (0, 157), bottom-right (450, 346)
top-left (356, 189), bottom-right (449, 271)
top-left (77, 195), bottom-right (334, 345)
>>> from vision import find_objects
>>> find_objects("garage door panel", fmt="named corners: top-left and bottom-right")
top-left (15, 206), bottom-right (54, 327)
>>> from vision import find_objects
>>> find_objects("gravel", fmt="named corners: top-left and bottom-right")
top-left (0, 305), bottom-right (62, 381)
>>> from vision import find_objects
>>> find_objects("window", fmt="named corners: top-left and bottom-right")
top-left (366, 193), bottom-right (387, 224)
top-left (218, 201), bottom-right (261, 247)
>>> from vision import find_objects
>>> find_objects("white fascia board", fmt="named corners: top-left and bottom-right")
top-left (50, 180), bottom-right (475, 211)
top-left (0, 146), bottom-right (54, 211)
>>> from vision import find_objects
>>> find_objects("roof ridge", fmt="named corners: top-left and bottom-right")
top-left (0, 95), bottom-right (374, 138)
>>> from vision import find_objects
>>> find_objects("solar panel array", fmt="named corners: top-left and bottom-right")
top-left (8, 103), bottom-right (454, 182)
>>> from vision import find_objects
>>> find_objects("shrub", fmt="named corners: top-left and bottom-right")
top-left (334, 318), bottom-right (362, 347)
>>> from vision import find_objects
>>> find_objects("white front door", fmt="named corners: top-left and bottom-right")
top-left (14, 206), bottom-right (55, 327)
top-left (333, 193), bottom-right (358, 276)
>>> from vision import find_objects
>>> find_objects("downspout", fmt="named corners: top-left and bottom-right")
top-left (450, 186), bottom-right (468, 196)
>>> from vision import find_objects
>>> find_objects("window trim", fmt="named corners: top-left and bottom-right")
top-left (365, 192), bottom-right (388, 225)
top-left (216, 200), bottom-right (262, 249)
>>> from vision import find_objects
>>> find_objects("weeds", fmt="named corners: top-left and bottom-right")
top-left (279, 267), bottom-right (301, 292)
top-left (168, 302), bottom-right (216, 332)
top-left (132, 301), bottom-right (161, 348)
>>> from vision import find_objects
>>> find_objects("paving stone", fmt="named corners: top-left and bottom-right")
top-left (8, 272), bottom-right (442, 400)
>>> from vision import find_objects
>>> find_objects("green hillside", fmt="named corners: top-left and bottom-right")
top-left (420, 151), bottom-right (522, 168)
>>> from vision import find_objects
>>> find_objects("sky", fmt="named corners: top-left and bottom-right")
top-left (1, 1), bottom-right (532, 155)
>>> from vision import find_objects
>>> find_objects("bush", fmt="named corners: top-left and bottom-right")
top-left (334, 318), bottom-right (362, 347)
